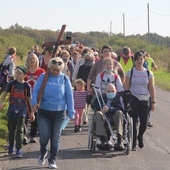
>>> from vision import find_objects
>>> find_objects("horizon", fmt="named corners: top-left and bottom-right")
top-left (0, 0), bottom-right (170, 37)
top-left (1, 23), bottom-right (168, 38)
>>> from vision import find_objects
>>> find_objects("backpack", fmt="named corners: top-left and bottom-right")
top-left (143, 60), bottom-right (148, 69)
top-left (100, 71), bottom-right (118, 89)
top-left (0, 60), bottom-right (10, 88)
top-left (9, 80), bottom-right (31, 119)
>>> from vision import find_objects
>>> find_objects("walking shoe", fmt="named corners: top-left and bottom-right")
top-left (97, 142), bottom-right (112, 150)
top-left (132, 146), bottom-right (137, 151)
top-left (30, 137), bottom-right (37, 143)
top-left (147, 121), bottom-right (153, 127)
top-left (106, 140), bottom-right (113, 149)
top-left (23, 137), bottom-right (28, 145)
top-left (48, 160), bottom-right (57, 169)
top-left (8, 146), bottom-right (14, 155)
top-left (78, 126), bottom-right (81, 132)
top-left (38, 152), bottom-right (47, 166)
top-left (138, 136), bottom-right (144, 148)
top-left (16, 149), bottom-right (22, 158)
top-left (114, 134), bottom-right (125, 151)
top-left (74, 126), bottom-right (78, 133)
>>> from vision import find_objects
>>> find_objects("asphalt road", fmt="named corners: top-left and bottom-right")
top-left (0, 86), bottom-right (170, 170)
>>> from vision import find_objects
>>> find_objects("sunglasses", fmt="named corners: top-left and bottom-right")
top-left (52, 60), bottom-right (63, 66)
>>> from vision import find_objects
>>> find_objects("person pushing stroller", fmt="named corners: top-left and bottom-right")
top-left (91, 83), bottom-right (125, 151)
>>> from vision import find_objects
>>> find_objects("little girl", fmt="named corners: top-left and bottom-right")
top-left (95, 57), bottom-right (124, 92)
top-left (74, 79), bottom-right (88, 133)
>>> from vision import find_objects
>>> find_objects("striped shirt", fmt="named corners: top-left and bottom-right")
top-left (74, 91), bottom-right (88, 108)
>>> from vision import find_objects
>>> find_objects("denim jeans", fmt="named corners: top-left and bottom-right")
top-left (8, 116), bottom-right (25, 150)
top-left (37, 108), bottom-right (66, 161)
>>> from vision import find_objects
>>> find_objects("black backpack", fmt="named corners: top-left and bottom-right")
top-left (0, 60), bottom-right (10, 88)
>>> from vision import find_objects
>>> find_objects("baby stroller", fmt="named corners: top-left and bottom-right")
top-left (88, 84), bottom-right (133, 155)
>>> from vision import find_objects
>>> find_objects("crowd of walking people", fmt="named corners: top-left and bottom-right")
top-left (0, 43), bottom-right (157, 169)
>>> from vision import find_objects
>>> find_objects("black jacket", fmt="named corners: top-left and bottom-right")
top-left (91, 93), bottom-right (124, 114)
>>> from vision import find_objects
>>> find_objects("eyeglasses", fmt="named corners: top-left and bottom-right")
top-left (52, 60), bottom-right (63, 66)
top-left (103, 50), bottom-right (111, 53)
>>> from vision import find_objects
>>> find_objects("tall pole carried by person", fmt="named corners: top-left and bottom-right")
top-left (37, 25), bottom-right (72, 104)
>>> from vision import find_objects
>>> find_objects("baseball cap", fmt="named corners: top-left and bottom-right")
top-left (15, 65), bottom-right (27, 74)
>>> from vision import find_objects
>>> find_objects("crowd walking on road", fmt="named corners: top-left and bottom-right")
top-left (0, 42), bottom-right (157, 169)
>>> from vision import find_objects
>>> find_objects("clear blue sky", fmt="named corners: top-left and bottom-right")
top-left (0, 0), bottom-right (170, 37)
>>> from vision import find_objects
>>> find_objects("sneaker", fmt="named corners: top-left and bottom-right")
top-left (78, 126), bottom-right (81, 132)
top-left (8, 146), bottom-right (14, 155)
top-left (38, 152), bottom-right (47, 166)
top-left (106, 140), bottom-right (113, 149)
top-left (74, 126), bottom-right (78, 133)
top-left (114, 143), bottom-right (125, 151)
top-left (16, 149), bottom-right (22, 158)
top-left (23, 137), bottom-right (28, 145)
top-left (48, 160), bottom-right (57, 169)
top-left (30, 137), bottom-right (37, 143)
top-left (114, 134), bottom-right (125, 151)
top-left (97, 142), bottom-right (112, 151)
top-left (132, 146), bottom-right (137, 151)
top-left (138, 136), bottom-right (144, 148)
top-left (147, 121), bottom-right (153, 127)
top-left (106, 140), bottom-right (112, 146)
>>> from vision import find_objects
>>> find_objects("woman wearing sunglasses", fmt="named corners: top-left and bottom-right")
top-left (31, 57), bottom-right (75, 169)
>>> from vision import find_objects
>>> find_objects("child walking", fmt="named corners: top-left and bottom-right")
top-left (0, 66), bottom-right (31, 158)
top-left (74, 79), bottom-right (88, 133)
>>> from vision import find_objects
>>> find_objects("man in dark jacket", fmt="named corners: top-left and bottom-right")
top-left (91, 83), bottom-right (125, 151)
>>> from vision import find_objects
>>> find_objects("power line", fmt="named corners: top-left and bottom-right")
top-left (112, 16), bottom-right (122, 29)
top-left (126, 9), bottom-right (147, 21)
top-left (150, 9), bottom-right (170, 16)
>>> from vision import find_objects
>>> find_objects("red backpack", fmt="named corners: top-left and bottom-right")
top-left (100, 71), bottom-right (118, 88)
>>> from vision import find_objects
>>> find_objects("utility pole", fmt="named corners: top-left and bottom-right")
top-left (123, 13), bottom-right (125, 37)
top-left (147, 3), bottom-right (150, 44)
top-left (110, 21), bottom-right (112, 36)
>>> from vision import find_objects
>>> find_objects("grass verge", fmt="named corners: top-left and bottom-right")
top-left (154, 71), bottom-right (170, 91)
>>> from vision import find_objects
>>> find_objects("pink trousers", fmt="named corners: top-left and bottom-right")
top-left (74, 108), bottom-right (84, 126)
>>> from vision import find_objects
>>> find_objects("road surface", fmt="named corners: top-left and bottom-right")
top-left (0, 86), bottom-right (170, 170)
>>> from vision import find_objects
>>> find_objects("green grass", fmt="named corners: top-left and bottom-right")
top-left (0, 105), bottom-right (8, 152)
top-left (154, 71), bottom-right (170, 90)
top-left (0, 95), bottom-right (9, 152)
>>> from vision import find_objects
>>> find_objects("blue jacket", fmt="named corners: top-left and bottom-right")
top-left (31, 73), bottom-right (75, 119)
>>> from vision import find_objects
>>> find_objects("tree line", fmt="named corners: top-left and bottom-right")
top-left (0, 23), bottom-right (170, 72)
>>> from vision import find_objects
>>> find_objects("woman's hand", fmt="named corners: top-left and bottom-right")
top-left (32, 104), bottom-right (39, 112)
top-left (30, 112), bottom-right (35, 122)
top-left (151, 103), bottom-right (156, 111)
